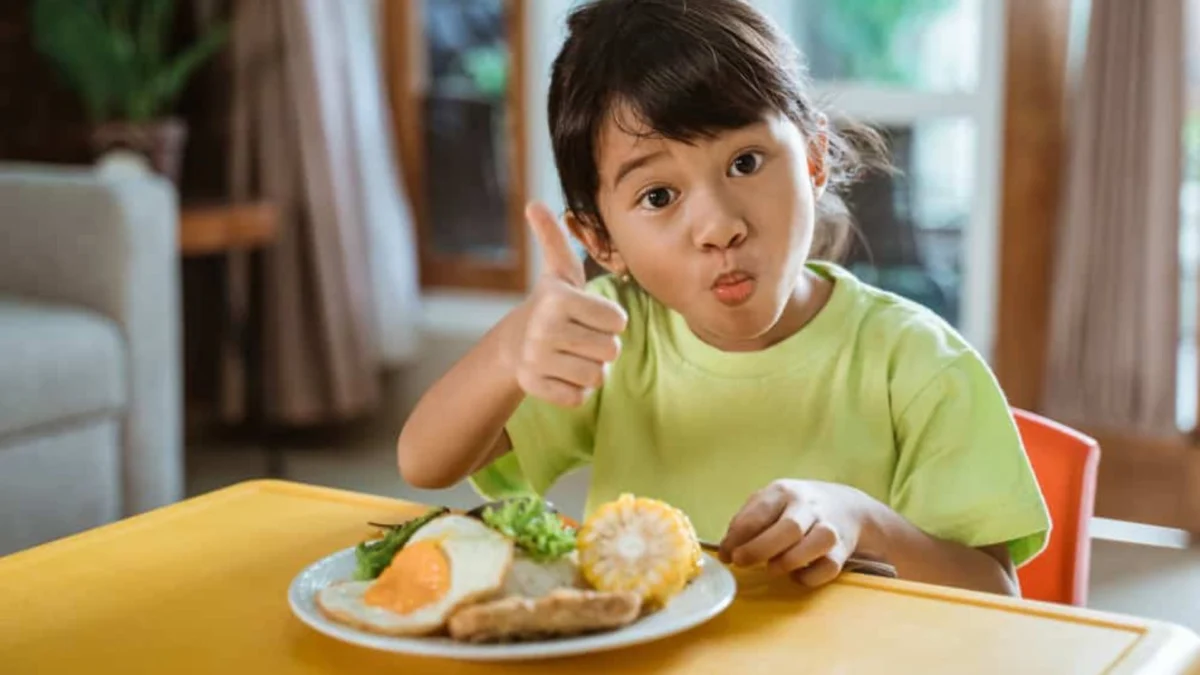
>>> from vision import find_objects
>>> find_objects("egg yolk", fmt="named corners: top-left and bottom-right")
top-left (363, 540), bottom-right (450, 614)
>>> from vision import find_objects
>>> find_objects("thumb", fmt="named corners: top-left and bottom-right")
top-left (527, 201), bottom-right (585, 286)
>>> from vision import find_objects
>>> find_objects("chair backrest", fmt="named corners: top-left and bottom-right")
top-left (1012, 409), bottom-right (1100, 606)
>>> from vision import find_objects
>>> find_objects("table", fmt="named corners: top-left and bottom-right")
top-left (2, 480), bottom-right (1198, 674)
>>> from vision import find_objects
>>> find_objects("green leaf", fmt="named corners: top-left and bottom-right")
top-left (149, 23), bottom-right (228, 113)
top-left (479, 496), bottom-right (576, 562)
top-left (105, 0), bottom-right (137, 35)
top-left (30, 0), bottom-right (228, 122)
top-left (33, 0), bottom-right (120, 120)
top-left (137, 0), bottom-right (176, 77)
top-left (352, 508), bottom-right (448, 581)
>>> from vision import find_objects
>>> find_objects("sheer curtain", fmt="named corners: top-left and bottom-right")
top-left (222, 0), bottom-right (422, 424)
top-left (1043, 0), bottom-right (1187, 435)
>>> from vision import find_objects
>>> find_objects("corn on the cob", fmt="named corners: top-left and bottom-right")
top-left (576, 494), bottom-right (701, 608)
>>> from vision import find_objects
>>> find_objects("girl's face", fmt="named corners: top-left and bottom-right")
top-left (576, 110), bottom-right (827, 352)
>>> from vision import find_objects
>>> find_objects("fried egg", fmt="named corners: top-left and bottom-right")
top-left (317, 515), bottom-right (514, 636)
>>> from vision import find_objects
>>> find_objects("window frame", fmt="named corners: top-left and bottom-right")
top-left (383, 0), bottom-right (530, 293)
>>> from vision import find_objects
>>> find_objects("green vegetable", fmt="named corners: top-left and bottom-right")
top-left (353, 507), bottom-right (448, 581)
top-left (480, 496), bottom-right (576, 562)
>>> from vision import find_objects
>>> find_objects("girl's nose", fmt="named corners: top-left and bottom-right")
top-left (692, 192), bottom-right (749, 251)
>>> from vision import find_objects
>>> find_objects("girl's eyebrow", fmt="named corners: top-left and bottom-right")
top-left (728, 121), bottom-right (771, 140)
top-left (612, 150), bottom-right (668, 189)
top-left (609, 121), bottom-right (773, 189)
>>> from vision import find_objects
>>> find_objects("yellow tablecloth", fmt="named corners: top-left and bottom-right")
top-left (2, 480), bottom-right (1198, 674)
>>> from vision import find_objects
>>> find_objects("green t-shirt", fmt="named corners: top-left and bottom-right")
top-left (472, 262), bottom-right (1050, 566)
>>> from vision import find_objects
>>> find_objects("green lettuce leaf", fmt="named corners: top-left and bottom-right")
top-left (352, 507), bottom-right (448, 581)
top-left (480, 496), bottom-right (576, 562)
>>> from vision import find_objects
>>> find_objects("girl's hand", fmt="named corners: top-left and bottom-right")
top-left (718, 480), bottom-right (872, 587)
top-left (501, 202), bottom-right (628, 408)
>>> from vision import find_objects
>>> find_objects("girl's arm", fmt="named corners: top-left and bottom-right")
top-left (856, 497), bottom-right (1017, 594)
top-left (719, 480), bottom-right (1018, 595)
top-left (397, 203), bottom-right (626, 489)
top-left (396, 312), bottom-right (523, 489)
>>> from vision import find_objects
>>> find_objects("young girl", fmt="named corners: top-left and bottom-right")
top-left (398, 0), bottom-right (1049, 595)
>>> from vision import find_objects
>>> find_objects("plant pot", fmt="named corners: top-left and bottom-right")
top-left (89, 118), bottom-right (189, 184)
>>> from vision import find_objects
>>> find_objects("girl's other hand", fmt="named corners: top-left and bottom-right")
top-left (718, 479), bottom-right (872, 588)
top-left (501, 202), bottom-right (628, 408)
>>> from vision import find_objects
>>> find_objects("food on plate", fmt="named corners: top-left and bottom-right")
top-left (476, 496), bottom-right (578, 562)
top-left (577, 494), bottom-right (702, 609)
top-left (466, 497), bottom-right (580, 531)
top-left (473, 497), bottom-right (589, 600)
top-left (315, 494), bottom-right (703, 643)
top-left (502, 550), bottom-right (585, 599)
top-left (353, 506), bottom-right (448, 580)
top-left (316, 515), bottom-right (513, 636)
top-left (447, 588), bottom-right (642, 643)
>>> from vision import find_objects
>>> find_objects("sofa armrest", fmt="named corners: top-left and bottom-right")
top-left (0, 163), bottom-right (183, 515)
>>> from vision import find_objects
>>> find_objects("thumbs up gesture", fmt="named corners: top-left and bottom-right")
top-left (502, 202), bottom-right (628, 407)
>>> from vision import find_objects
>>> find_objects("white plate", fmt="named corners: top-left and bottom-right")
top-left (288, 546), bottom-right (737, 661)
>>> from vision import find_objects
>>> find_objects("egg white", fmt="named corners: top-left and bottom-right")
top-left (317, 515), bottom-right (514, 636)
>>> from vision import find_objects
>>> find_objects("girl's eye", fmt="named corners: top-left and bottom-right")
top-left (639, 187), bottom-right (676, 210)
top-left (728, 151), bottom-right (764, 177)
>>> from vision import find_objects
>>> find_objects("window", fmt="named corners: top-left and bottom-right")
top-left (753, 0), bottom-right (1004, 352)
top-left (793, 0), bottom-right (981, 92)
top-left (385, 0), bottom-right (529, 292)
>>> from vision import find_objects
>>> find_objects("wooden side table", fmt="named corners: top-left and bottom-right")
top-left (180, 202), bottom-right (283, 475)
top-left (180, 202), bottom-right (279, 255)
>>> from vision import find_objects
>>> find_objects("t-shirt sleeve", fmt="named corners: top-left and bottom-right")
top-left (889, 353), bottom-right (1051, 567)
top-left (468, 391), bottom-right (599, 500)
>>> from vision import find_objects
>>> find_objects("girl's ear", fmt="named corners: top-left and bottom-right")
top-left (807, 114), bottom-right (830, 200)
top-left (565, 211), bottom-right (629, 278)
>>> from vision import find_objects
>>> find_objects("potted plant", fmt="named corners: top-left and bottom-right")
top-left (32, 0), bottom-right (228, 183)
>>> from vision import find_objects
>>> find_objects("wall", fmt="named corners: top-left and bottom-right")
top-left (0, 4), bottom-right (90, 163)
top-left (524, 0), bottom-right (572, 285)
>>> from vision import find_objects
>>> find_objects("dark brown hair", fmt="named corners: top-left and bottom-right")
top-left (548, 0), bottom-right (889, 260)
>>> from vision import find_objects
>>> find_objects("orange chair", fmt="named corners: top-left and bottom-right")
top-left (1012, 409), bottom-right (1100, 606)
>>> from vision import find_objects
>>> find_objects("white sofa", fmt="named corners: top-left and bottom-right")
top-left (0, 163), bottom-right (183, 555)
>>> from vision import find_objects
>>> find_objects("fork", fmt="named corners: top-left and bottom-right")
top-left (697, 540), bottom-right (898, 579)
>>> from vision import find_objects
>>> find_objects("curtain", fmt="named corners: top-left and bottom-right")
top-left (223, 0), bottom-right (422, 425)
top-left (1043, 0), bottom-right (1187, 435)
top-left (355, 0), bottom-right (423, 366)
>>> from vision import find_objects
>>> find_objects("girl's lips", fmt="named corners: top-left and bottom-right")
top-left (712, 272), bottom-right (756, 306)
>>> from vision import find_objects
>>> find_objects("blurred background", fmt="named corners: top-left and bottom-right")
top-left (1, 0), bottom-right (1198, 630)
